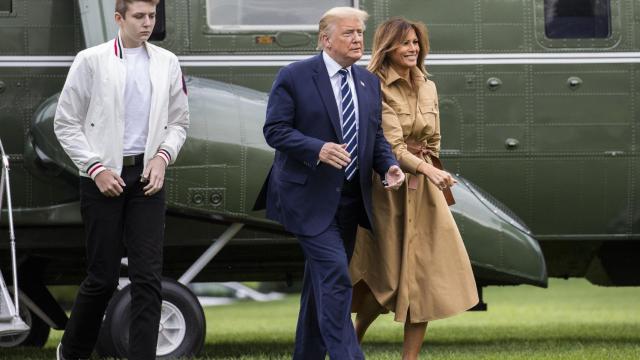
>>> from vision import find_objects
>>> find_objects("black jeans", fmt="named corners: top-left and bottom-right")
top-left (61, 164), bottom-right (165, 360)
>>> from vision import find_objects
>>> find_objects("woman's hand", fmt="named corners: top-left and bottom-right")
top-left (417, 162), bottom-right (457, 191)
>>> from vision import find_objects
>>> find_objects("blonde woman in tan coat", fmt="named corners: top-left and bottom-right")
top-left (349, 18), bottom-right (478, 359)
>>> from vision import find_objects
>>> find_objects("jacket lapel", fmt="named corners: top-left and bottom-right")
top-left (311, 54), bottom-right (343, 142)
top-left (351, 66), bottom-right (368, 161)
top-left (112, 34), bottom-right (127, 111)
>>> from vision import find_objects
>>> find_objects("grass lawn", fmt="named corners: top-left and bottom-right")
top-left (3, 278), bottom-right (640, 359)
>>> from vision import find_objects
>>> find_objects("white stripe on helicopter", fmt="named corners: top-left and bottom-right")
top-left (1, 52), bottom-right (640, 67)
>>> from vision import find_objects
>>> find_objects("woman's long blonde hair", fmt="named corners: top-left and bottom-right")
top-left (368, 17), bottom-right (430, 80)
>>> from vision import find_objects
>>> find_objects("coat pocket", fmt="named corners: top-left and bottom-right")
top-left (281, 158), bottom-right (309, 185)
top-left (280, 169), bottom-right (308, 185)
top-left (418, 100), bottom-right (439, 116)
top-left (418, 100), bottom-right (439, 135)
top-left (394, 102), bottom-right (413, 116)
top-left (391, 102), bottom-right (414, 135)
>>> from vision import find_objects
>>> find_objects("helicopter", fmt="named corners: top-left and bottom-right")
top-left (0, 0), bottom-right (636, 358)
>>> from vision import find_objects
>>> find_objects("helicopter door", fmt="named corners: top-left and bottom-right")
top-left (77, 0), bottom-right (118, 48)
top-left (528, 0), bottom-right (632, 236)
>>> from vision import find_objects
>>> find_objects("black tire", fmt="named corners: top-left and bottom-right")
top-left (95, 295), bottom-right (118, 359)
top-left (0, 300), bottom-right (50, 348)
top-left (105, 278), bottom-right (205, 359)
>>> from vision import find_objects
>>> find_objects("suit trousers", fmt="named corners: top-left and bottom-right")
top-left (61, 163), bottom-right (165, 360)
top-left (293, 176), bottom-right (365, 360)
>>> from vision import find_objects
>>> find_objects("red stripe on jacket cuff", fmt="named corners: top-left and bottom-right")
top-left (156, 151), bottom-right (170, 165)
top-left (87, 163), bottom-right (104, 177)
top-left (158, 149), bottom-right (171, 161)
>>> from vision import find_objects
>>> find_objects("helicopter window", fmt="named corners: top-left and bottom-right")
top-left (544, 0), bottom-right (611, 39)
top-left (206, 0), bottom-right (355, 31)
top-left (149, 0), bottom-right (165, 41)
top-left (0, 0), bottom-right (11, 13)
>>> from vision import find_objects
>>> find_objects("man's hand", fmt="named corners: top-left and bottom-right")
top-left (384, 165), bottom-right (405, 190)
top-left (94, 170), bottom-right (126, 197)
top-left (319, 142), bottom-right (351, 169)
top-left (142, 156), bottom-right (167, 196)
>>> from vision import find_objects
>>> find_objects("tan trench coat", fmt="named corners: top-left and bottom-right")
top-left (350, 66), bottom-right (478, 323)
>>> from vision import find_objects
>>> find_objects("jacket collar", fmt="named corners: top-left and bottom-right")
top-left (113, 31), bottom-right (151, 60)
top-left (321, 51), bottom-right (354, 79)
top-left (384, 66), bottom-right (425, 86)
top-left (113, 33), bottom-right (124, 59)
top-left (311, 52), bottom-right (325, 74)
top-left (311, 53), bottom-right (343, 142)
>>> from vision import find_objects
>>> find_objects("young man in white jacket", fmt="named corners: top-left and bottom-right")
top-left (53, 1), bottom-right (189, 359)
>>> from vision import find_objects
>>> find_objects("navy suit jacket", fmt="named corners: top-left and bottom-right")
top-left (259, 53), bottom-right (398, 237)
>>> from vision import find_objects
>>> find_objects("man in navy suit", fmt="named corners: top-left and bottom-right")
top-left (261, 7), bottom-right (404, 360)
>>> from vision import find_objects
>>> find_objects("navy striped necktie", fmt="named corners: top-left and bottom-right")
top-left (339, 68), bottom-right (358, 181)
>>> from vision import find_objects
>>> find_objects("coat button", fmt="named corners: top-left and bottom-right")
top-left (336, 187), bottom-right (341, 192)
top-left (164, 126), bottom-right (167, 129)
top-left (90, 123), bottom-right (94, 127)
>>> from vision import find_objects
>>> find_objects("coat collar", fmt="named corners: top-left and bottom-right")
top-left (351, 63), bottom-right (369, 162)
top-left (383, 66), bottom-right (426, 86)
top-left (322, 51), bottom-right (353, 79)
top-left (312, 53), bottom-right (344, 142)
top-left (113, 33), bottom-right (124, 59)
top-left (113, 31), bottom-right (152, 60)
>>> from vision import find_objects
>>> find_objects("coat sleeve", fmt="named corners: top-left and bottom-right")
top-left (53, 53), bottom-right (105, 179)
top-left (157, 56), bottom-right (190, 165)
top-left (263, 66), bottom-right (324, 168)
top-left (372, 79), bottom-right (400, 177)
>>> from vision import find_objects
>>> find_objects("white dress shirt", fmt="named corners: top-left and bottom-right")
top-left (322, 51), bottom-right (359, 133)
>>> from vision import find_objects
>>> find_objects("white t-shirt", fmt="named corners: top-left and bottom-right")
top-left (122, 46), bottom-right (151, 156)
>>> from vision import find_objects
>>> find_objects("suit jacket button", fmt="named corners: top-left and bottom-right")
top-left (336, 187), bottom-right (341, 192)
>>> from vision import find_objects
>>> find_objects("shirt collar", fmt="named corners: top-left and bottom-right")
top-left (323, 51), bottom-right (351, 78)
top-left (384, 66), bottom-right (425, 86)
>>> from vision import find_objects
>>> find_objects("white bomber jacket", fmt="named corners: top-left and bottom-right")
top-left (54, 34), bottom-right (189, 179)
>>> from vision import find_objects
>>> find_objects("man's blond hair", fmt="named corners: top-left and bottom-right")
top-left (317, 7), bottom-right (369, 50)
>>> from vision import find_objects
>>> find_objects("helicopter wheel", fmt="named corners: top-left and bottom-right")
top-left (96, 278), bottom-right (205, 359)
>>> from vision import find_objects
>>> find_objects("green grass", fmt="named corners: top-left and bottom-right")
top-left (4, 278), bottom-right (640, 359)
